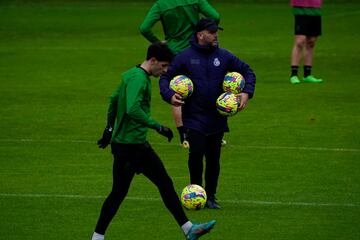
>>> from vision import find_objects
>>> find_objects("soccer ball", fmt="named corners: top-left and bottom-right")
top-left (181, 184), bottom-right (207, 210)
top-left (223, 72), bottom-right (245, 94)
top-left (169, 75), bottom-right (194, 99)
top-left (216, 92), bottom-right (240, 116)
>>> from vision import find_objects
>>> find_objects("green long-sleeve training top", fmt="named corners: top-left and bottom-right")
top-left (140, 0), bottom-right (220, 54)
top-left (107, 66), bottom-right (160, 144)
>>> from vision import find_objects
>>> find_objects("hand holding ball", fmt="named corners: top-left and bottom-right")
top-left (170, 75), bottom-right (194, 99)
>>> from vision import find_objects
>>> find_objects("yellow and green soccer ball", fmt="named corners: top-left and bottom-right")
top-left (181, 184), bottom-right (207, 210)
top-left (223, 72), bottom-right (245, 94)
top-left (170, 75), bottom-right (194, 99)
top-left (216, 92), bottom-right (240, 116)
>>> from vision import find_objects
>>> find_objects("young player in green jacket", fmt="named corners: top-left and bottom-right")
top-left (140, 0), bottom-right (221, 146)
top-left (92, 42), bottom-right (216, 240)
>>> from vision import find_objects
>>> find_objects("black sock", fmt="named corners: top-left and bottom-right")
top-left (291, 66), bottom-right (299, 77)
top-left (304, 65), bottom-right (312, 77)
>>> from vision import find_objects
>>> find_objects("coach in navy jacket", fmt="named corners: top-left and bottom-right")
top-left (159, 18), bottom-right (256, 209)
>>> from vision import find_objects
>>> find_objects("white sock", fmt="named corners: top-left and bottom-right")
top-left (91, 232), bottom-right (104, 240)
top-left (181, 221), bottom-right (193, 235)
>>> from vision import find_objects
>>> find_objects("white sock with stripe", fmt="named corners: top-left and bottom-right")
top-left (181, 221), bottom-right (193, 235)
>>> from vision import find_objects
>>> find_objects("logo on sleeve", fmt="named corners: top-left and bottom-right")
top-left (190, 59), bottom-right (200, 64)
top-left (213, 58), bottom-right (220, 67)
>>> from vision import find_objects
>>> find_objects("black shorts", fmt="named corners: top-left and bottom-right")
top-left (111, 141), bottom-right (164, 174)
top-left (294, 15), bottom-right (322, 37)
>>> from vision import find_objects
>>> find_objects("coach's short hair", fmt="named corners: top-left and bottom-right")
top-left (146, 42), bottom-right (174, 62)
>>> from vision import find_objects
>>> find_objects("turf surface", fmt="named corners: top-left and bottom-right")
top-left (0, 1), bottom-right (359, 239)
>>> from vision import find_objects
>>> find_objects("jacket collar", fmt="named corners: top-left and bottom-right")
top-left (136, 64), bottom-right (151, 77)
top-left (189, 34), bottom-right (218, 54)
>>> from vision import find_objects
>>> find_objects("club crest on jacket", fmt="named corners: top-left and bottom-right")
top-left (213, 57), bottom-right (220, 66)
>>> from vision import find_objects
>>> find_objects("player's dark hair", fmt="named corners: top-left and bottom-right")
top-left (146, 42), bottom-right (174, 62)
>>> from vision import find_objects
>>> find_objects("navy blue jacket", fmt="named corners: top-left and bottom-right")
top-left (160, 35), bottom-right (256, 135)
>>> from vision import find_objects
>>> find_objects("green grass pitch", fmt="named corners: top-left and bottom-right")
top-left (0, 1), bottom-right (359, 239)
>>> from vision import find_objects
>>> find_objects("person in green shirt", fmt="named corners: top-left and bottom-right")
top-left (92, 42), bottom-right (216, 240)
top-left (139, 0), bottom-right (220, 147)
top-left (140, 0), bottom-right (219, 54)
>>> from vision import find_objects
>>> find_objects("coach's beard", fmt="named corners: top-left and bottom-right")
top-left (208, 42), bottom-right (218, 49)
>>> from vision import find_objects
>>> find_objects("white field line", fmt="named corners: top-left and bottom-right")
top-left (0, 138), bottom-right (359, 153)
top-left (0, 192), bottom-right (358, 208)
top-left (228, 145), bottom-right (360, 153)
